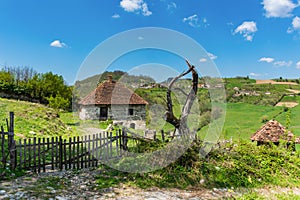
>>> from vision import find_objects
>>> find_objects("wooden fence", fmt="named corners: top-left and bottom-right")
top-left (0, 112), bottom-right (130, 173)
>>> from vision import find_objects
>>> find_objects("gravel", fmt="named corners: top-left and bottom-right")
top-left (0, 168), bottom-right (299, 199)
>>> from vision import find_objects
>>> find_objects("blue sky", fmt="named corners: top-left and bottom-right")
top-left (0, 0), bottom-right (300, 84)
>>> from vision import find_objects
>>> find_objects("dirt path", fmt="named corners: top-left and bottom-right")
top-left (0, 168), bottom-right (299, 199)
top-left (286, 89), bottom-right (300, 94)
top-left (256, 80), bottom-right (298, 85)
top-left (275, 102), bottom-right (299, 108)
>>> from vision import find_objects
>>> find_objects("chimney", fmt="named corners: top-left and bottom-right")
top-left (108, 75), bottom-right (113, 83)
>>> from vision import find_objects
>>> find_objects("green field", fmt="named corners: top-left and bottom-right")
top-left (198, 101), bottom-right (300, 139)
top-left (275, 96), bottom-right (300, 136)
top-left (198, 103), bottom-right (279, 139)
top-left (0, 98), bottom-right (74, 139)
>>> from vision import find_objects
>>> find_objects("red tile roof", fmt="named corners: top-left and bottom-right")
top-left (79, 79), bottom-right (148, 106)
top-left (251, 120), bottom-right (300, 144)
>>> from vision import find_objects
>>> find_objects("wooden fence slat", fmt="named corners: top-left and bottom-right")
top-left (37, 138), bottom-right (41, 173)
top-left (109, 132), bottom-right (113, 158)
top-left (55, 137), bottom-right (59, 168)
top-left (19, 139), bottom-right (22, 168)
top-left (28, 139), bottom-right (31, 169)
top-left (81, 136), bottom-right (84, 169)
top-left (69, 137), bottom-right (72, 169)
top-left (106, 132), bottom-right (109, 160)
top-left (33, 138), bottom-right (36, 173)
top-left (23, 139), bottom-right (27, 169)
top-left (59, 136), bottom-right (63, 170)
top-left (76, 136), bottom-right (80, 169)
top-left (88, 135), bottom-right (91, 167)
top-left (115, 132), bottom-right (118, 158)
top-left (42, 138), bottom-right (46, 172)
top-left (92, 134), bottom-right (95, 167)
top-left (1, 127), bottom-right (5, 167)
top-left (82, 135), bottom-right (87, 168)
top-left (64, 139), bottom-right (67, 170)
top-left (51, 137), bottom-right (54, 170)
top-left (118, 130), bottom-right (122, 155)
top-left (72, 137), bottom-right (75, 169)
top-left (99, 132), bottom-right (102, 159)
top-left (95, 134), bottom-right (99, 166)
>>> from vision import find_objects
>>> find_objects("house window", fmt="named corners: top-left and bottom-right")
top-left (128, 108), bottom-right (134, 116)
top-left (130, 123), bottom-right (135, 129)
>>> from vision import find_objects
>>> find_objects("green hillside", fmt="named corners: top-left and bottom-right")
top-left (0, 98), bottom-right (74, 139)
top-left (275, 96), bottom-right (300, 136)
top-left (198, 102), bottom-right (286, 140)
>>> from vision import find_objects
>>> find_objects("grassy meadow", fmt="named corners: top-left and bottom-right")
top-left (0, 98), bottom-right (75, 139)
top-left (1, 78), bottom-right (300, 199)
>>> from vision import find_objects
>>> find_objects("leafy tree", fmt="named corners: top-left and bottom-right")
top-left (47, 94), bottom-right (70, 111)
top-left (0, 66), bottom-right (72, 110)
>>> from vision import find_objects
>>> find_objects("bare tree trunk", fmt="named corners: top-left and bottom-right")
top-left (165, 60), bottom-right (198, 137)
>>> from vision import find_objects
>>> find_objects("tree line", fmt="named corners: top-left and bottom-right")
top-left (0, 66), bottom-right (72, 110)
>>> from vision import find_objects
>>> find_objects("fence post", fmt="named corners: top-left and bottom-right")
top-left (122, 128), bottom-right (128, 150)
top-left (59, 136), bottom-right (63, 170)
top-left (1, 126), bottom-right (6, 167)
top-left (161, 130), bottom-right (165, 142)
top-left (8, 112), bottom-right (16, 169)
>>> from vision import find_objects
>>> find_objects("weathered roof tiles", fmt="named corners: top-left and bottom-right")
top-left (79, 77), bottom-right (148, 106)
top-left (251, 120), bottom-right (300, 144)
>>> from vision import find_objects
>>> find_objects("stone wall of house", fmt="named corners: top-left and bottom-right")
top-left (79, 104), bottom-right (147, 130)
top-left (113, 120), bottom-right (146, 130)
top-left (109, 104), bottom-right (146, 120)
top-left (79, 105), bottom-right (100, 120)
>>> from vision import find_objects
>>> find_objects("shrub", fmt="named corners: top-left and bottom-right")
top-left (261, 115), bottom-right (269, 123)
top-left (47, 94), bottom-right (70, 111)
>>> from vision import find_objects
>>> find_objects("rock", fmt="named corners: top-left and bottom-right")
top-left (0, 190), bottom-right (6, 195)
top-left (80, 185), bottom-right (86, 190)
top-left (55, 196), bottom-right (66, 200)
top-left (29, 131), bottom-right (36, 135)
top-left (15, 191), bottom-right (26, 198)
top-left (199, 179), bottom-right (205, 185)
top-left (46, 186), bottom-right (54, 190)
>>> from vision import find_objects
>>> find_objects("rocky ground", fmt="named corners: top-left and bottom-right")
top-left (0, 168), bottom-right (299, 200)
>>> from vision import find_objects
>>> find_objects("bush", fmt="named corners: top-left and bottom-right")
top-left (47, 95), bottom-right (70, 111)
top-left (95, 140), bottom-right (300, 190)
top-left (261, 115), bottom-right (269, 123)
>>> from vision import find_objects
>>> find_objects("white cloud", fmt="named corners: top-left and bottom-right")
top-left (183, 15), bottom-right (209, 28)
top-left (138, 36), bottom-right (144, 40)
top-left (274, 60), bottom-right (293, 67)
top-left (183, 14), bottom-right (200, 28)
top-left (141, 2), bottom-right (152, 16)
top-left (296, 61), bottom-right (300, 69)
top-left (199, 58), bottom-right (207, 63)
top-left (288, 16), bottom-right (300, 33)
top-left (120, 0), bottom-right (152, 16)
top-left (262, 0), bottom-right (298, 18)
top-left (259, 57), bottom-right (275, 63)
top-left (292, 16), bottom-right (300, 29)
top-left (208, 52), bottom-right (217, 60)
top-left (50, 40), bottom-right (67, 48)
top-left (112, 14), bottom-right (120, 18)
top-left (234, 21), bottom-right (258, 41)
top-left (249, 72), bottom-right (261, 77)
top-left (199, 52), bottom-right (217, 63)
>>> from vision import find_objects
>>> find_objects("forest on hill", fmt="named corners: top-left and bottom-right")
top-left (0, 66), bottom-right (72, 110)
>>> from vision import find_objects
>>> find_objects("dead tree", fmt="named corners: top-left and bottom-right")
top-left (165, 60), bottom-right (198, 137)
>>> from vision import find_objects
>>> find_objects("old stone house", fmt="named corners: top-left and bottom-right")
top-left (78, 76), bottom-right (148, 129)
top-left (250, 119), bottom-right (300, 149)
